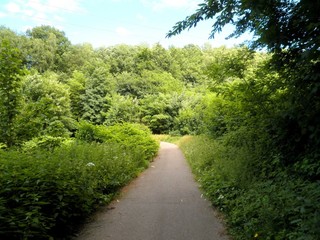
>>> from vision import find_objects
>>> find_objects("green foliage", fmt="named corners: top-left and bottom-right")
top-left (140, 93), bottom-right (177, 134)
top-left (101, 44), bottom-right (137, 74)
top-left (104, 94), bottom-right (140, 125)
top-left (81, 65), bottom-right (111, 124)
top-left (204, 46), bottom-right (254, 86)
top-left (0, 125), bottom-right (158, 239)
top-left (0, 27), bottom-right (220, 138)
top-left (3, 22), bottom-right (319, 240)
top-left (172, 92), bottom-right (205, 135)
top-left (167, 0), bottom-right (320, 53)
top-left (169, 44), bottom-right (206, 85)
top-left (66, 70), bottom-right (86, 120)
top-left (76, 121), bottom-right (159, 163)
top-left (115, 70), bottom-right (183, 98)
top-left (152, 134), bottom-right (182, 143)
top-left (178, 136), bottom-right (320, 240)
top-left (26, 25), bottom-right (71, 72)
top-left (0, 38), bottom-right (25, 147)
top-left (21, 135), bottom-right (68, 152)
top-left (228, 178), bottom-right (320, 240)
top-left (168, 0), bottom-right (320, 178)
top-left (16, 71), bottom-right (74, 141)
top-left (62, 43), bottom-right (95, 75)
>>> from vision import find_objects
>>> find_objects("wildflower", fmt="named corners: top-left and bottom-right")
top-left (86, 162), bottom-right (95, 167)
top-left (218, 194), bottom-right (224, 200)
top-left (254, 233), bottom-right (259, 238)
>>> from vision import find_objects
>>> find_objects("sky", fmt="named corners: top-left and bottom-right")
top-left (0, 0), bottom-right (252, 48)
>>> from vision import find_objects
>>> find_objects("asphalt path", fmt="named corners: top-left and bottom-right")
top-left (76, 142), bottom-right (229, 240)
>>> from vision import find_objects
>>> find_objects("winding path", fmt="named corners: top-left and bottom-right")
top-left (76, 142), bottom-right (228, 240)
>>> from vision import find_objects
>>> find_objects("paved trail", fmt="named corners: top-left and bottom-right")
top-left (76, 142), bottom-right (228, 240)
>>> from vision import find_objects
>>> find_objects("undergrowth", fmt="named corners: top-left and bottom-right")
top-left (0, 123), bottom-right (159, 239)
top-left (178, 135), bottom-right (320, 240)
top-left (152, 134), bottom-right (182, 143)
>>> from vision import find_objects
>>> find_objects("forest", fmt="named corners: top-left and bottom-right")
top-left (0, 0), bottom-right (319, 238)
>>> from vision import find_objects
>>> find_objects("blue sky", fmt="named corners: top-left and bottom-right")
top-left (0, 0), bottom-right (252, 48)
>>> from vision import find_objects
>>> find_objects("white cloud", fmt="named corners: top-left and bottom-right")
top-left (116, 27), bottom-right (131, 36)
top-left (34, 11), bottom-right (47, 21)
top-left (5, 2), bottom-right (21, 13)
top-left (23, 9), bottom-right (34, 16)
top-left (3, 0), bottom-right (83, 25)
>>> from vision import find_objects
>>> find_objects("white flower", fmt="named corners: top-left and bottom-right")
top-left (218, 194), bottom-right (224, 200)
top-left (86, 162), bottom-right (95, 167)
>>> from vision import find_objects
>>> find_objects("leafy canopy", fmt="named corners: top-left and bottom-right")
top-left (167, 0), bottom-right (320, 52)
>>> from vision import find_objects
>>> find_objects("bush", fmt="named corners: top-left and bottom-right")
top-left (177, 135), bottom-right (320, 240)
top-left (76, 121), bottom-right (159, 162)
top-left (21, 135), bottom-right (68, 152)
top-left (229, 177), bottom-right (320, 240)
top-left (0, 124), bottom-right (159, 239)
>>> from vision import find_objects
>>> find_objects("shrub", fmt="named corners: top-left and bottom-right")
top-left (21, 135), bottom-right (68, 152)
top-left (75, 120), bottom-right (98, 142)
top-left (178, 135), bottom-right (320, 240)
top-left (0, 124), bottom-right (159, 239)
top-left (76, 121), bottom-right (159, 162)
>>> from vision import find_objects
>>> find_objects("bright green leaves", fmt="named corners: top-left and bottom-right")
top-left (16, 72), bottom-right (74, 141)
top-left (204, 46), bottom-right (255, 87)
top-left (0, 39), bottom-right (25, 147)
top-left (26, 25), bottom-right (71, 72)
top-left (0, 123), bottom-right (158, 239)
top-left (79, 65), bottom-right (111, 124)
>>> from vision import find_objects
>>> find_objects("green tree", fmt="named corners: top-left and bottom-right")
top-left (140, 70), bottom-right (184, 94)
top-left (26, 25), bottom-right (71, 72)
top-left (81, 66), bottom-right (111, 124)
top-left (134, 46), bottom-right (156, 73)
top-left (204, 46), bottom-right (254, 87)
top-left (141, 93), bottom-right (184, 134)
top-left (104, 94), bottom-right (141, 125)
top-left (25, 37), bottom-right (56, 73)
top-left (0, 26), bottom-right (30, 69)
top-left (169, 45), bottom-right (206, 85)
top-left (63, 43), bottom-right (95, 75)
top-left (115, 70), bottom-right (183, 98)
top-left (17, 72), bottom-right (74, 141)
top-left (0, 26), bottom-right (27, 50)
top-left (150, 43), bottom-right (173, 73)
top-left (0, 39), bottom-right (25, 147)
top-left (167, 0), bottom-right (319, 52)
top-left (168, 0), bottom-right (320, 173)
top-left (99, 44), bottom-right (137, 75)
top-left (114, 71), bottom-right (143, 98)
top-left (173, 92), bottom-right (205, 135)
top-left (66, 70), bottom-right (86, 120)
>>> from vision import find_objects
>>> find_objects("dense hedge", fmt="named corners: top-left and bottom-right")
top-left (0, 123), bottom-right (159, 239)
